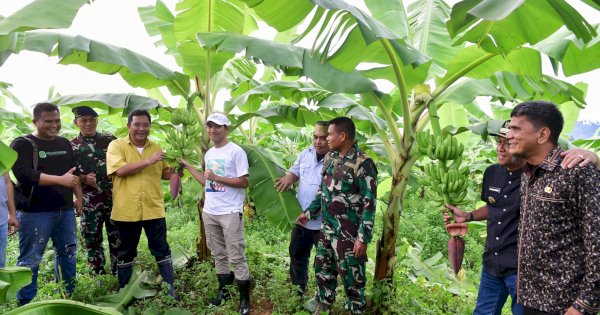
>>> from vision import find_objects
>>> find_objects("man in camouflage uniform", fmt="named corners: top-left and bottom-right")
top-left (70, 106), bottom-right (119, 275)
top-left (298, 117), bottom-right (377, 315)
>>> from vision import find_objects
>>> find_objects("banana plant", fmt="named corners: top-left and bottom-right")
top-left (197, 0), bottom-right (600, 307)
top-left (241, 144), bottom-right (303, 231)
top-left (0, 0), bottom-right (302, 260)
top-left (4, 300), bottom-right (122, 315)
top-left (0, 267), bottom-right (31, 303)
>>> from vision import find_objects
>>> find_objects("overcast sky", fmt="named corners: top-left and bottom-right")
top-left (0, 0), bottom-right (598, 122)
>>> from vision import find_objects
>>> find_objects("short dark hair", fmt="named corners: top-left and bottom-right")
top-left (316, 121), bottom-right (329, 127)
top-left (329, 117), bottom-right (355, 140)
top-left (33, 103), bottom-right (59, 120)
top-left (511, 101), bottom-right (564, 145)
top-left (128, 109), bottom-right (152, 125)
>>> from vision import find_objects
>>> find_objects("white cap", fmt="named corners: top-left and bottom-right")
top-left (205, 112), bottom-right (229, 126)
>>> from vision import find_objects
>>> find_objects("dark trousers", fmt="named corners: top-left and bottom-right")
top-left (289, 224), bottom-right (320, 292)
top-left (114, 218), bottom-right (171, 264)
top-left (523, 306), bottom-right (559, 315)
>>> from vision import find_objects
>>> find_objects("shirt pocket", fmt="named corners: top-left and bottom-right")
top-left (337, 164), bottom-right (355, 185)
top-left (529, 192), bottom-right (571, 233)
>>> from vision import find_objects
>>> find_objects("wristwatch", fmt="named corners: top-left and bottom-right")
top-left (466, 212), bottom-right (473, 222)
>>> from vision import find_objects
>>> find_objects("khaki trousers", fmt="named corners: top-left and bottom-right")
top-left (202, 211), bottom-right (250, 280)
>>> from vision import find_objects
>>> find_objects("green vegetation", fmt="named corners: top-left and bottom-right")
top-left (1, 0), bottom-right (599, 313)
top-left (1, 172), bottom-right (500, 314)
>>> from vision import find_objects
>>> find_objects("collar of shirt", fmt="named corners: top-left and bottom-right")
top-left (126, 135), bottom-right (151, 148)
top-left (524, 146), bottom-right (562, 176)
top-left (332, 142), bottom-right (359, 162)
top-left (77, 132), bottom-right (97, 144)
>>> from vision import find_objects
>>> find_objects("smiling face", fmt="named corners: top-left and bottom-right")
top-left (206, 121), bottom-right (227, 146)
top-left (507, 115), bottom-right (540, 159)
top-left (495, 136), bottom-right (523, 170)
top-left (495, 137), bottom-right (511, 165)
top-left (74, 115), bottom-right (98, 137)
top-left (127, 114), bottom-right (150, 145)
top-left (33, 110), bottom-right (61, 140)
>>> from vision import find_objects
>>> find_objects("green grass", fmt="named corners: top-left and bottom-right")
top-left (1, 184), bottom-right (515, 314)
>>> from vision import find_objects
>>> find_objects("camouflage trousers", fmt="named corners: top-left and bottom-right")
top-left (80, 206), bottom-right (119, 273)
top-left (314, 232), bottom-right (367, 314)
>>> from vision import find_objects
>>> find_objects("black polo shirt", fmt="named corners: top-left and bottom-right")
top-left (481, 164), bottom-right (521, 277)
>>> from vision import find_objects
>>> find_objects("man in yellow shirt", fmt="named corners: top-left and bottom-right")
top-left (106, 109), bottom-right (176, 299)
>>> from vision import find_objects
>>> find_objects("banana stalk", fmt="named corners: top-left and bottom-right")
top-left (414, 98), bottom-right (468, 275)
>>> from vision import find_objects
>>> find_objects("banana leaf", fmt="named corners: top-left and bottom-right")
top-left (0, 0), bottom-right (89, 35)
top-left (94, 270), bottom-right (156, 312)
top-left (48, 93), bottom-right (164, 116)
top-left (4, 299), bottom-right (121, 315)
top-left (240, 144), bottom-right (302, 232)
top-left (9, 32), bottom-right (190, 97)
top-left (0, 141), bottom-right (18, 176)
top-left (0, 267), bottom-right (31, 303)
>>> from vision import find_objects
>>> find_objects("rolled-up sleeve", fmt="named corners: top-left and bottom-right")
top-left (10, 137), bottom-right (41, 186)
top-left (106, 141), bottom-right (126, 177)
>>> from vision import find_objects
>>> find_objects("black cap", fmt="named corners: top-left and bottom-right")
top-left (72, 106), bottom-right (98, 118)
top-left (489, 120), bottom-right (510, 138)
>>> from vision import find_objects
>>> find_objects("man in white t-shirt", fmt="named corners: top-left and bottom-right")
top-left (181, 112), bottom-right (250, 315)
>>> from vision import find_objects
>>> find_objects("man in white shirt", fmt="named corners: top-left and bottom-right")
top-left (275, 121), bottom-right (329, 295)
top-left (181, 112), bottom-right (250, 315)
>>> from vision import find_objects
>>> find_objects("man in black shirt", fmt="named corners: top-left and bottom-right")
top-left (444, 121), bottom-right (598, 315)
top-left (10, 103), bottom-right (83, 305)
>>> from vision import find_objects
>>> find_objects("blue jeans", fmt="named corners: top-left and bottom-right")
top-left (474, 267), bottom-right (523, 315)
top-left (0, 222), bottom-right (6, 267)
top-left (16, 210), bottom-right (78, 304)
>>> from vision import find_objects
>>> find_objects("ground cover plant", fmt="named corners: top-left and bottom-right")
top-left (0, 173), bottom-right (493, 314)
top-left (0, 0), bottom-right (599, 313)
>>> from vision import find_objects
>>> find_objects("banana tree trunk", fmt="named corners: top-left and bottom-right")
top-left (195, 133), bottom-right (212, 261)
top-left (196, 195), bottom-right (211, 260)
top-left (374, 158), bottom-right (414, 280)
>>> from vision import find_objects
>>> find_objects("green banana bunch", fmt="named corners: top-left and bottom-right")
top-left (417, 131), bottom-right (470, 206)
top-left (416, 131), bottom-right (464, 162)
top-left (165, 107), bottom-right (201, 166)
top-left (171, 108), bottom-right (199, 126)
top-left (415, 131), bottom-right (434, 156)
top-left (433, 134), bottom-right (464, 161)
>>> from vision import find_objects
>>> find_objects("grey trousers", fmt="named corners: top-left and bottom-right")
top-left (202, 211), bottom-right (250, 280)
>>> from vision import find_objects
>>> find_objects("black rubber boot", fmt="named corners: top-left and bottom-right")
top-left (209, 272), bottom-right (235, 306)
top-left (237, 279), bottom-right (251, 315)
top-left (157, 258), bottom-right (178, 301)
top-left (117, 262), bottom-right (134, 288)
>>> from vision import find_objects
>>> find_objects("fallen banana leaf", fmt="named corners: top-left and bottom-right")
top-left (94, 269), bottom-right (156, 312)
top-left (4, 299), bottom-right (121, 315)
top-left (240, 144), bottom-right (303, 232)
top-left (0, 267), bottom-right (32, 303)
